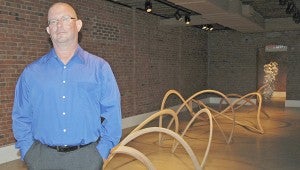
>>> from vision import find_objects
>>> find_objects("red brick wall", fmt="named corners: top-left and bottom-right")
top-left (0, 0), bottom-right (208, 146)
top-left (286, 36), bottom-right (300, 100)
top-left (0, 0), bottom-right (52, 146)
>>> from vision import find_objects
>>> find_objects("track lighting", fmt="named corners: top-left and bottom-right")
top-left (201, 25), bottom-right (213, 31)
top-left (184, 15), bottom-right (190, 24)
top-left (145, 0), bottom-right (152, 13)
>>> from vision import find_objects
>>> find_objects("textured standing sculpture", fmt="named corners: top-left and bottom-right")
top-left (262, 61), bottom-right (279, 101)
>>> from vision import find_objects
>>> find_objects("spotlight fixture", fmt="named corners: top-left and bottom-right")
top-left (184, 15), bottom-right (190, 24)
top-left (174, 10), bottom-right (183, 21)
top-left (145, 0), bottom-right (152, 13)
top-left (201, 25), bottom-right (214, 31)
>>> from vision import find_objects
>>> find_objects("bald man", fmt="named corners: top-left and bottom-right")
top-left (12, 2), bottom-right (122, 170)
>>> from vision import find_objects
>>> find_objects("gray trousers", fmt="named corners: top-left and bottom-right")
top-left (24, 141), bottom-right (103, 170)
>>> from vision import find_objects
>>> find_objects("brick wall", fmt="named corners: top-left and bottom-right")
top-left (287, 32), bottom-right (300, 100)
top-left (208, 31), bottom-right (260, 94)
top-left (0, 0), bottom-right (52, 147)
top-left (0, 0), bottom-right (208, 146)
top-left (208, 30), bottom-right (300, 98)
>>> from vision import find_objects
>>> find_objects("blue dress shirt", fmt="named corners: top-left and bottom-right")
top-left (12, 46), bottom-right (122, 160)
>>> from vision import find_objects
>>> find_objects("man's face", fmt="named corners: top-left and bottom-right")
top-left (46, 4), bottom-right (82, 46)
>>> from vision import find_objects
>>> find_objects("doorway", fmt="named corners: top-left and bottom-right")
top-left (257, 46), bottom-right (287, 102)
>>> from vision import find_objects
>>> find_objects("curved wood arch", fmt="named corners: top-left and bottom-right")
top-left (161, 89), bottom-right (235, 144)
top-left (120, 127), bottom-right (202, 170)
top-left (104, 145), bottom-right (156, 170)
top-left (222, 92), bottom-right (265, 134)
top-left (172, 108), bottom-right (213, 168)
top-left (130, 109), bottom-right (179, 134)
top-left (219, 87), bottom-right (270, 119)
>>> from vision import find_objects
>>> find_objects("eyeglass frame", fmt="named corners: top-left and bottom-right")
top-left (48, 15), bottom-right (77, 27)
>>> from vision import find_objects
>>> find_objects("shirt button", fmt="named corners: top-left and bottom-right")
top-left (62, 96), bottom-right (66, 99)
top-left (63, 129), bottom-right (67, 132)
top-left (62, 112), bottom-right (66, 115)
top-left (62, 80), bottom-right (66, 83)
top-left (64, 66), bottom-right (67, 69)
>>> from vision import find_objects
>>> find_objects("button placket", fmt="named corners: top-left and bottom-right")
top-left (62, 65), bottom-right (68, 134)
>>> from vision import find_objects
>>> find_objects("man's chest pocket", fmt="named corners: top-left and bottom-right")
top-left (77, 82), bottom-right (100, 100)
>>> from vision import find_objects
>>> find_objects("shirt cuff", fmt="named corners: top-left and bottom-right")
top-left (19, 140), bottom-right (34, 160)
top-left (96, 140), bottom-right (113, 159)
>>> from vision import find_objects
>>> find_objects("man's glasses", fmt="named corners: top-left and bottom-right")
top-left (48, 16), bottom-right (77, 27)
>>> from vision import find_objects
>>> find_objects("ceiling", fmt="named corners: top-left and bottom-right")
top-left (107, 0), bottom-right (300, 32)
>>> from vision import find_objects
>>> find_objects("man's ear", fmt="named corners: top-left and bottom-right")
top-left (46, 27), bottom-right (50, 34)
top-left (76, 20), bottom-right (83, 32)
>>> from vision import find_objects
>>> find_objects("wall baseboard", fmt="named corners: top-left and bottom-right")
top-left (209, 97), bottom-right (256, 105)
top-left (0, 144), bottom-right (20, 164)
top-left (285, 100), bottom-right (300, 107)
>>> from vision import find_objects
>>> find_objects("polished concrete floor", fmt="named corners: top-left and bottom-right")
top-left (1, 97), bottom-right (299, 170)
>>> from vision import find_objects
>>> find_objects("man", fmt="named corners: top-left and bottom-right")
top-left (12, 2), bottom-right (122, 170)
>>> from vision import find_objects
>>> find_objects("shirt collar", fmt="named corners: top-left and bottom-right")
top-left (46, 45), bottom-right (85, 64)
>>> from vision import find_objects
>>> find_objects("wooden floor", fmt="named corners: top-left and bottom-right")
top-left (1, 97), bottom-right (300, 170)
